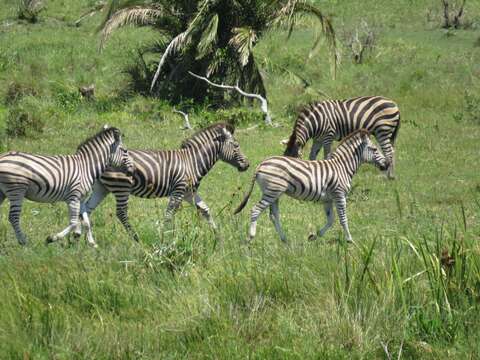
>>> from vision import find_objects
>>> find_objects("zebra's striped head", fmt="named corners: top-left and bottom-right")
top-left (106, 128), bottom-right (135, 177)
top-left (218, 127), bottom-right (250, 172)
top-left (359, 132), bottom-right (388, 171)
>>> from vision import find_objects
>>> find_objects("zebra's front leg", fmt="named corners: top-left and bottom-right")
top-left (46, 199), bottom-right (80, 244)
top-left (185, 192), bottom-right (217, 230)
top-left (323, 139), bottom-right (333, 160)
top-left (308, 201), bottom-right (335, 241)
top-left (115, 194), bottom-right (139, 242)
top-left (269, 199), bottom-right (287, 243)
top-left (163, 193), bottom-right (184, 235)
top-left (75, 182), bottom-right (110, 238)
top-left (334, 195), bottom-right (353, 243)
top-left (8, 195), bottom-right (28, 245)
top-left (308, 139), bottom-right (323, 160)
top-left (79, 211), bottom-right (98, 248)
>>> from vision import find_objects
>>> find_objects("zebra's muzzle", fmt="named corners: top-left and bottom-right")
top-left (238, 161), bottom-right (250, 172)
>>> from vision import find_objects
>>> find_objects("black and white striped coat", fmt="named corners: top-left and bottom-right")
top-left (0, 126), bottom-right (134, 246)
top-left (82, 123), bottom-right (249, 241)
top-left (235, 130), bottom-right (387, 243)
top-left (284, 96), bottom-right (400, 178)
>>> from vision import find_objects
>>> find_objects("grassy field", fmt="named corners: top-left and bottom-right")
top-left (1, 0), bottom-right (480, 358)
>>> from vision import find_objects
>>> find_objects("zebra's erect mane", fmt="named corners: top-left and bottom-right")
top-left (76, 127), bottom-right (120, 152)
top-left (337, 129), bottom-right (370, 147)
top-left (181, 122), bottom-right (235, 149)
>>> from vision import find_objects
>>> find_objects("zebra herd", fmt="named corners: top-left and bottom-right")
top-left (0, 95), bottom-right (400, 246)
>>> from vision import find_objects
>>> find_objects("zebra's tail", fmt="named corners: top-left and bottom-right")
top-left (390, 113), bottom-right (401, 147)
top-left (234, 175), bottom-right (257, 215)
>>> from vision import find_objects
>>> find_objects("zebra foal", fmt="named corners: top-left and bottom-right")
top-left (0, 126), bottom-right (134, 246)
top-left (235, 130), bottom-right (387, 243)
top-left (284, 96), bottom-right (400, 179)
top-left (82, 122), bottom-right (249, 241)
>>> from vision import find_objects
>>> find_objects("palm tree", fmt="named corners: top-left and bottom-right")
top-left (99, 0), bottom-right (338, 102)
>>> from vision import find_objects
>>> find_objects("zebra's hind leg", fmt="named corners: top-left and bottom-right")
top-left (46, 199), bottom-right (80, 245)
top-left (309, 201), bottom-right (335, 241)
top-left (376, 131), bottom-right (395, 179)
top-left (7, 192), bottom-right (27, 245)
top-left (249, 194), bottom-right (277, 242)
top-left (269, 199), bottom-right (287, 243)
top-left (334, 195), bottom-right (353, 243)
top-left (114, 193), bottom-right (139, 242)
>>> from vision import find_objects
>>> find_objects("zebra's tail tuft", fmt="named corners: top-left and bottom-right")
top-left (234, 175), bottom-right (256, 214)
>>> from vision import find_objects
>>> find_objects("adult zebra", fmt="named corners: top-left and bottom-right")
top-left (0, 126), bottom-right (134, 247)
top-left (284, 96), bottom-right (400, 179)
top-left (235, 130), bottom-right (387, 243)
top-left (81, 122), bottom-right (249, 242)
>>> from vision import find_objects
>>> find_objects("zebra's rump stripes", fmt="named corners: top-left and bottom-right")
top-left (284, 96), bottom-right (400, 178)
top-left (236, 130), bottom-right (387, 243)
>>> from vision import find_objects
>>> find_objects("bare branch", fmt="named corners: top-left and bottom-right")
top-left (188, 71), bottom-right (272, 125)
top-left (173, 108), bottom-right (192, 130)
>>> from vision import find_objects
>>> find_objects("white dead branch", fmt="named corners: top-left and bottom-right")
top-left (188, 71), bottom-right (272, 126)
top-left (173, 108), bottom-right (192, 130)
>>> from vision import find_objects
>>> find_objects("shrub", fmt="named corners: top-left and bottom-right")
top-left (453, 91), bottom-right (480, 125)
top-left (193, 107), bottom-right (263, 129)
top-left (6, 96), bottom-right (45, 138)
top-left (4, 80), bottom-right (38, 105)
top-left (17, 0), bottom-right (44, 23)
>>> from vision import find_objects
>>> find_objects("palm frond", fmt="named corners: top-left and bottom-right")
top-left (196, 13), bottom-right (219, 60)
top-left (229, 27), bottom-right (257, 67)
top-left (100, 6), bottom-right (164, 49)
top-left (150, 31), bottom-right (189, 90)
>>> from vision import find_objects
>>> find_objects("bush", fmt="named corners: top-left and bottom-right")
top-left (6, 96), bottom-right (45, 138)
top-left (4, 80), bottom-right (38, 105)
top-left (193, 107), bottom-right (263, 129)
top-left (453, 91), bottom-right (480, 125)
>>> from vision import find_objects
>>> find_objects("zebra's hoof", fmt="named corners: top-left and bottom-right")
top-left (72, 232), bottom-right (81, 239)
top-left (46, 236), bottom-right (55, 244)
top-left (308, 233), bottom-right (318, 242)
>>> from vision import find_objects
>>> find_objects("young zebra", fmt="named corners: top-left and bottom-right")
top-left (284, 96), bottom-right (400, 179)
top-left (0, 126), bottom-right (134, 246)
top-left (235, 130), bottom-right (387, 243)
top-left (81, 122), bottom-right (249, 242)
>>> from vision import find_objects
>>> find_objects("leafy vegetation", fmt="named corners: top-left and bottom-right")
top-left (0, 0), bottom-right (480, 358)
top-left (98, 0), bottom-right (337, 102)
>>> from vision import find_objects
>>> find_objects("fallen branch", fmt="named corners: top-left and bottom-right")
top-left (173, 108), bottom-right (192, 130)
top-left (188, 71), bottom-right (272, 126)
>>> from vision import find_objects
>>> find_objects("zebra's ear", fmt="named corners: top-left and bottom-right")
top-left (103, 124), bottom-right (110, 130)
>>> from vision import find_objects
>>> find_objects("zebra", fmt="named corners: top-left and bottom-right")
top-left (235, 129), bottom-right (387, 243)
top-left (0, 126), bottom-right (134, 247)
top-left (284, 96), bottom-right (400, 179)
top-left (81, 122), bottom-right (250, 242)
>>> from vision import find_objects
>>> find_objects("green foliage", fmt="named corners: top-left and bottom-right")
top-left (193, 107), bottom-right (263, 129)
top-left (6, 96), bottom-right (45, 138)
top-left (454, 91), bottom-right (480, 125)
top-left (17, 0), bottom-right (44, 23)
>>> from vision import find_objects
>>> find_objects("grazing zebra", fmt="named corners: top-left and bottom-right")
top-left (81, 122), bottom-right (249, 242)
top-left (235, 130), bottom-right (387, 243)
top-left (284, 96), bottom-right (400, 179)
top-left (0, 126), bottom-right (134, 247)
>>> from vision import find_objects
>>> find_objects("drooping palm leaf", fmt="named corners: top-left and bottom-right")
top-left (229, 27), bottom-right (257, 67)
top-left (196, 13), bottom-right (219, 59)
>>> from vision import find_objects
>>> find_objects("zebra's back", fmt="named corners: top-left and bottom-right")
top-left (0, 152), bottom-right (78, 202)
top-left (100, 149), bottom-right (187, 199)
top-left (257, 156), bottom-right (337, 202)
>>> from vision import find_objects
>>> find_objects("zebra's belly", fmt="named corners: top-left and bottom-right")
top-left (285, 186), bottom-right (331, 203)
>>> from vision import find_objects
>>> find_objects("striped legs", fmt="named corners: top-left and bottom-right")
top-left (7, 191), bottom-right (28, 245)
top-left (269, 199), bottom-right (287, 242)
top-left (164, 192), bottom-right (184, 233)
top-left (46, 199), bottom-right (80, 244)
top-left (334, 195), bottom-right (352, 243)
top-left (184, 192), bottom-right (217, 230)
top-left (309, 140), bottom-right (323, 160)
top-left (114, 194), bottom-right (139, 242)
top-left (309, 138), bottom-right (332, 160)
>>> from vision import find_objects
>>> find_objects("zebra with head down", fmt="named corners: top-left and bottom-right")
top-left (236, 129), bottom-right (387, 244)
top-left (82, 122), bottom-right (250, 242)
top-left (0, 126), bottom-right (134, 247)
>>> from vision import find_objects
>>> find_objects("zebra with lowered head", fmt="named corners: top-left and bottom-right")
top-left (81, 122), bottom-right (249, 242)
top-left (235, 129), bottom-right (387, 243)
top-left (284, 96), bottom-right (400, 179)
top-left (0, 126), bottom-right (134, 247)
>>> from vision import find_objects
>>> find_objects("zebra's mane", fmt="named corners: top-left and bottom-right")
top-left (181, 122), bottom-right (235, 149)
top-left (337, 129), bottom-right (370, 147)
top-left (76, 127), bottom-right (120, 152)
top-left (285, 103), bottom-right (318, 153)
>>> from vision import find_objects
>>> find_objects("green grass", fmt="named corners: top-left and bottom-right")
top-left (1, 0), bottom-right (480, 358)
